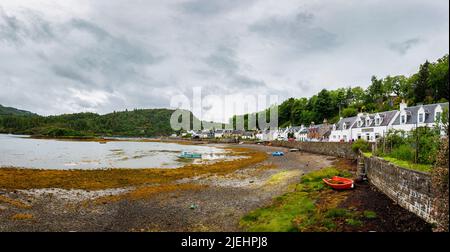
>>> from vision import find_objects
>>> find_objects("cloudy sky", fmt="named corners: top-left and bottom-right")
top-left (0, 0), bottom-right (448, 122)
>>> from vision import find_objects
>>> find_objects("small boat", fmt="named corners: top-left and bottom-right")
top-left (179, 151), bottom-right (202, 159)
top-left (323, 176), bottom-right (354, 190)
top-left (289, 148), bottom-right (299, 152)
top-left (272, 151), bottom-right (284, 157)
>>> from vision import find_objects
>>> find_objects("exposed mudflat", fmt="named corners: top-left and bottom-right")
top-left (0, 144), bottom-right (430, 232)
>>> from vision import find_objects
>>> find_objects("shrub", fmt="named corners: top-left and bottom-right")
top-left (352, 139), bottom-right (371, 153)
top-left (390, 145), bottom-right (415, 162)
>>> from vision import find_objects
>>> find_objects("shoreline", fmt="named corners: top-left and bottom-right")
top-left (0, 144), bottom-right (431, 232)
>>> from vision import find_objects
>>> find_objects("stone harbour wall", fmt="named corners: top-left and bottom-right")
top-left (271, 141), bottom-right (357, 159)
top-left (362, 155), bottom-right (437, 224)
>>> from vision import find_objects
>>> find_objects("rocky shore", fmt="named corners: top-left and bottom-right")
top-left (0, 144), bottom-right (430, 232)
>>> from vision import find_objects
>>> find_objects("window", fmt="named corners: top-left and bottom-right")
top-left (357, 134), bottom-right (361, 139)
top-left (375, 133), bottom-right (380, 139)
top-left (343, 124), bottom-right (347, 130)
top-left (357, 121), bottom-right (362, 127)
top-left (366, 119), bottom-right (370, 126)
top-left (418, 113), bottom-right (424, 123)
top-left (401, 115), bottom-right (406, 124)
top-left (375, 118), bottom-right (380, 126)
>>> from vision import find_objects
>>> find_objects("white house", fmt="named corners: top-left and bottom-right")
top-left (350, 110), bottom-right (398, 142)
top-left (214, 129), bottom-right (224, 138)
top-left (296, 128), bottom-right (308, 142)
top-left (329, 117), bottom-right (358, 142)
top-left (256, 129), bottom-right (277, 141)
top-left (391, 101), bottom-right (449, 134)
top-left (329, 101), bottom-right (449, 142)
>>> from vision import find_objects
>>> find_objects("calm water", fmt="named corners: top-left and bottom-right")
top-left (0, 134), bottom-right (232, 170)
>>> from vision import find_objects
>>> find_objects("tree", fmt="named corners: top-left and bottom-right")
top-left (429, 54), bottom-right (449, 102)
top-left (315, 89), bottom-right (334, 121)
top-left (413, 61), bottom-right (431, 104)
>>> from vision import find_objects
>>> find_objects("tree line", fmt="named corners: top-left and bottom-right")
top-left (234, 54), bottom-right (448, 129)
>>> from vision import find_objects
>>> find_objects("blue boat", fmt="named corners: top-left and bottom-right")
top-left (179, 151), bottom-right (202, 159)
top-left (272, 151), bottom-right (284, 156)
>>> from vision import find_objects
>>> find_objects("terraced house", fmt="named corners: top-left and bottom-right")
top-left (329, 101), bottom-right (449, 142)
top-left (391, 102), bottom-right (449, 134)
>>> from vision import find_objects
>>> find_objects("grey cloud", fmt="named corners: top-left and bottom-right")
top-left (249, 11), bottom-right (339, 52)
top-left (205, 46), bottom-right (239, 75)
top-left (0, 8), bottom-right (54, 44)
top-left (389, 38), bottom-right (422, 55)
top-left (51, 65), bottom-right (91, 85)
top-left (202, 45), bottom-right (266, 90)
top-left (0, 0), bottom-right (448, 119)
top-left (179, 0), bottom-right (253, 16)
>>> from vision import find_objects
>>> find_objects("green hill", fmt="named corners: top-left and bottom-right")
top-left (0, 107), bottom-right (201, 137)
top-left (0, 104), bottom-right (35, 116)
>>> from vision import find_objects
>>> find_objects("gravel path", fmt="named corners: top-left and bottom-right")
top-left (0, 144), bottom-right (335, 232)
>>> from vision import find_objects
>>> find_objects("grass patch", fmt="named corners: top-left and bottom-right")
top-left (363, 210), bottom-right (377, 219)
top-left (265, 170), bottom-right (299, 186)
top-left (362, 152), bottom-right (373, 158)
top-left (380, 156), bottom-right (432, 173)
top-left (240, 167), bottom-right (358, 232)
top-left (0, 147), bottom-right (267, 190)
top-left (345, 218), bottom-right (363, 227)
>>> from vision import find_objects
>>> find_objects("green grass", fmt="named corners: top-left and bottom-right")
top-left (362, 152), bottom-right (373, 158)
top-left (240, 167), bottom-right (356, 232)
top-left (380, 156), bottom-right (432, 173)
top-left (345, 218), bottom-right (363, 227)
top-left (363, 210), bottom-right (377, 219)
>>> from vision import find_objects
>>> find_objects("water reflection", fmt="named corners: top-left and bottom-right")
top-left (0, 134), bottom-right (235, 170)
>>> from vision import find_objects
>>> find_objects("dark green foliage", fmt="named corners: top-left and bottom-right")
top-left (0, 108), bottom-right (182, 137)
top-left (0, 104), bottom-right (34, 116)
top-left (378, 127), bottom-right (442, 165)
top-left (352, 139), bottom-right (371, 153)
top-left (389, 145), bottom-right (415, 162)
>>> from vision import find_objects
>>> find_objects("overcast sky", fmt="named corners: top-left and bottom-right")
top-left (0, 0), bottom-right (448, 122)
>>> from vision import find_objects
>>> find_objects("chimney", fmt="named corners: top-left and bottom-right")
top-left (399, 99), bottom-right (407, 111)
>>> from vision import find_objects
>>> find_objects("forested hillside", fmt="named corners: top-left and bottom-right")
top-left (0, 108), bottom-right (195, 137)
top-left (0, 104), bottom-right (35, 116)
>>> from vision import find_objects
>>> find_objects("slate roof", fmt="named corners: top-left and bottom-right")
top-left (392, 103), bottom-right (449, 125)
top-left (335, 116), bottom-right (357, 130)
top-left (352, 110), bottom-right (398, 128)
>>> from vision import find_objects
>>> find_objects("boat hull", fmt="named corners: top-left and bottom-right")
top-left (322, 176), bottom-right (354, 190)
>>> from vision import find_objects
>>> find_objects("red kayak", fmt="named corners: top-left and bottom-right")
top-left (322, 176), bottom-right (354, 190)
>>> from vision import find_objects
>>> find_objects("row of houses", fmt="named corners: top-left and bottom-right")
top-left (329, 101), bottom-right (448, 142)
top-left (177, 101), bottom-right (448, 143)
top-left (183, 129), bottom-right (256, 139)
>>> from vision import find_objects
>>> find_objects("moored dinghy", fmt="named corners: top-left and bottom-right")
top-left (322, 176), bottom-right (354, 190)
top-left (179, 151), bottom-right (202, 159)
top-left (271, 151), bottom-right (284, 156)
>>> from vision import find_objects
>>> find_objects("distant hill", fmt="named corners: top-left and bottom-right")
top-left (0, 104), bottom-right (35, 116)
top-left (0, 107), bottom-right (209, 137)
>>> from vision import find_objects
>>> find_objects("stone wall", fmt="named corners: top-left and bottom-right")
top-left (362, 155), bottom-right (437, 224)
top-left (271, 141), bottom-right (357, 159)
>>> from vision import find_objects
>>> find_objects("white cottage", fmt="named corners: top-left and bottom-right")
top-left (391, 101), bottom-right (448, 134)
